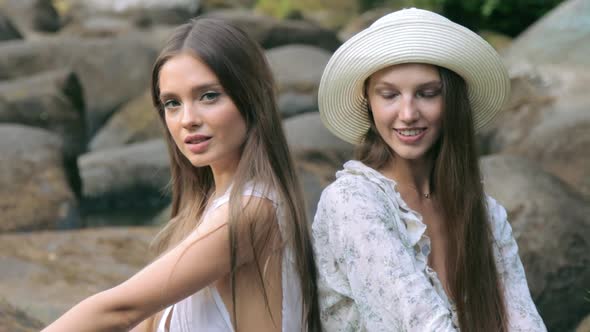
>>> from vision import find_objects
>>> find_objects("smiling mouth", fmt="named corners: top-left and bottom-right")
top-left (185, 136), bottom-right (211, 144)
top-left (394, 128), bottom-right (426, 137)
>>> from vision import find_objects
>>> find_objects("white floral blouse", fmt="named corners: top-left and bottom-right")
top-left (312, 160), bottom-right (547, 331)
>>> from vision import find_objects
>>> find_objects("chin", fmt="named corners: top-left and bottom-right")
top-left (391, 147), bottom-right (431, 161)
top-left (187, 160), bottom-right (208, 168)
top-left (396, 154), bottom-right (426, 161)
top-left (184, 155), bottom-right (210, 168)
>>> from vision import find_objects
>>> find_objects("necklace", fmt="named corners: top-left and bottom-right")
top-left (397, 183), bottom-right (432, 199)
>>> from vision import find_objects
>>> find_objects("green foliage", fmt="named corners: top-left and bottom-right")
top-left (254, 0), bottom-right (360, 29)
top-left (256, 0), bottom-right (566, 36)
top-left (255, 0), bottom-right (292, 18)
top-left (359, 0), bottom-right (444, 12)
top-left (359, 0), bottom-right (566, 37)
top-left (442, 0), bottom-right (566, 36)
top-left (255, 0), bottom-right (345, 18)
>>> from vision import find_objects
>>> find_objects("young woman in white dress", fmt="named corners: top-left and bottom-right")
top-left (42, 17), bottom-right (321, 332)
top-left (312, 8), bottom-right (546, 332)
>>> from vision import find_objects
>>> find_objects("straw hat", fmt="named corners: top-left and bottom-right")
top-left (318, 8), bottom-right (510, 144)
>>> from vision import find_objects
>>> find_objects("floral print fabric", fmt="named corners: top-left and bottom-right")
top-left (312, 160), bottom-right (547, 331)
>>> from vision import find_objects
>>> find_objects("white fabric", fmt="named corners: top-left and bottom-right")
top-left (312, 160), bottom-right (547, 331)
top-left (157, 184), bottom-right (303, 332)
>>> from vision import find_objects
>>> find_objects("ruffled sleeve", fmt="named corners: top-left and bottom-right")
top-left (487, 196), bottom-right (548, 332)
top-left (313, 172), bottom-right (458, 331)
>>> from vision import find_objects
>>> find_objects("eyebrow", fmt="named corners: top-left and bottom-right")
top-left (159, 82), bottom-right (223, 101)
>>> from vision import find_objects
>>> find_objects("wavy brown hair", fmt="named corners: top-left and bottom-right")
top-left (145, 17), bottom-right (321, 331)
top-left (357, 66), bottom-right (507, 332)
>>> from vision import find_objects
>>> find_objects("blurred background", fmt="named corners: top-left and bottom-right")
top-left (0, 0), bottom-right (588, 331)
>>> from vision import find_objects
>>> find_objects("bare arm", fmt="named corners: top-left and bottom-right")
top-left (42, 197), bottom-right (274, 332)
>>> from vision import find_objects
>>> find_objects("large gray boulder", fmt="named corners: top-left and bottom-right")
top-left (283, 112), bottom-right (353, 219)
top-left (478, 70), bottom-right (553, 154)
top-left (55, 0), bottom-right (199, 31)
top-left (205, 9), bottom-right (341, 52)
top-left (480, 65), bottom-right (590, 198)
top-left (338, 7), bottom-right (393, 41)
top-left (266, 44), bottom-right (331, 92)
top-left (0, 125), bottom-right (79, 232)
top-left (0, 226), bottom-right (157, 324)
top-left (89, 91), bottom-right (163, 151)
top-left (284, 112), bottom-right (353, 152)
top-left (0, 69), bottom-right (85, 159)
top-left (0, 0), bottom-right (61, 35)
top-left (503, 0), bottom-right (590, 67)
top-left (78, 139), bottom-right (170, 211)
top-left (293, 149), bottom-right (351, 220)
top-left (266, 45), bottom-right (332, 118)
top-left (65, 0), bottom-right (200, 12)
top-left (59, 15), bottom-right (136, 37)
top-left (33, 0), bottom-right (61, 32)
top-left (481, 155), bottom-right (590, 332)
top-left (0, 35), bottom-right (158, 136)
top-left (257, 0), bottom-right (359, 31)
top-left (0, 298), bottom-right (43, 332)
top-left (508, 107), bottom-right (590, 199)
top-left (277, 92), bottom-right (317, 119)
top-left (0, 12), bottom-right (23, 41)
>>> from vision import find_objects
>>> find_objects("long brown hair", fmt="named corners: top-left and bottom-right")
top-left (147, 17), bottom-right (321, 331)
top-left (357, 65), bottom-right (507, 332)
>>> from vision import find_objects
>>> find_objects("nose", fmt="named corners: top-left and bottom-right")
top-left (180, 102), bottom-right (202, 129)
top-left (399, 95), bottom-right (419, 123)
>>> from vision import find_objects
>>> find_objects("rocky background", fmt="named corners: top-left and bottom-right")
top-left (0, 0), bottom-right (588, 331)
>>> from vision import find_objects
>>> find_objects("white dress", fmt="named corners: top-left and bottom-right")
top-left (157, 184), bottom-right (303, 332)
top-left (312, 160), bottom-right (547, 331)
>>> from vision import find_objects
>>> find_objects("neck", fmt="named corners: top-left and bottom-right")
top-left (381, 155), bottom-right (434, 200)
top-left (210, 157), bottom-right (240, 199)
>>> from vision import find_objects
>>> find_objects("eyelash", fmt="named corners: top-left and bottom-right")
top-left (200, 91), bottom-right (221, 102)
top-left (417, 89), bottom-right (441, 98)
top-left (161, 91), bottom-right (222, 110)
top-left (380, 92), bottom-right (399, 99)
top-left (379, 89), bottom-right (441, 99)
top-left (163, 99), bottom-right (180, 110)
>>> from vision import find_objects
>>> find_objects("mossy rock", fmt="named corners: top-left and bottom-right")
top-left (478, 30), bottom-right (512, 52)
top-left (255, 0), bottom-right (359, 30)
top-left (0, 298), bottom-right (43, 332)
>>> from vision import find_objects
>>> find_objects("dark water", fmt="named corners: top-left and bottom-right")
top-left (79, 192), bottom-right (170, 228)
top-left (82, 207), bottom-right (164, 227)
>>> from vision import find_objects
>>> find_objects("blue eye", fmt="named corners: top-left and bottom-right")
top-left (201, 91), bottom-right (221, 102)
top-left (163, 99), bottom-right (180, 109)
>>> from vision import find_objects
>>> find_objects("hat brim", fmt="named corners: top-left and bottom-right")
top-left (318, 13), bottom-right (510, 144)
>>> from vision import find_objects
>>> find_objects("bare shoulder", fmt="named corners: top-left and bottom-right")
top-left (201, 194), bottom-right (277, 231)
top-left (192, 193), bottom-right (280, 260)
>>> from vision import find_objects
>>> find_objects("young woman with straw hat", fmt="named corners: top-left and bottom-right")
top-left (313, 8), bottom-right (546, 332)
top-left (42, 18), bottom-right (321, 332)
